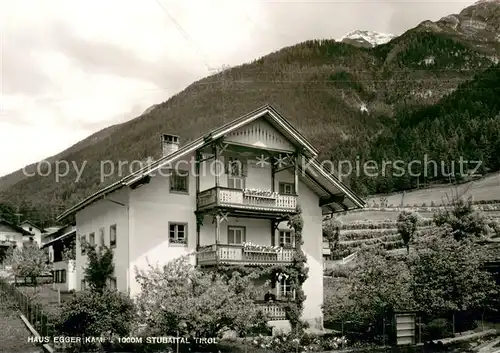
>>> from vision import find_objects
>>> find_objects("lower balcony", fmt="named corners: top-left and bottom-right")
top-left (197, 243), bottom-right (296, 266)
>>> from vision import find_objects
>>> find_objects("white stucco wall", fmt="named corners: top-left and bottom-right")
top-left (75, 187), bottom-right (130, 292)
top-left (298, 178), bottom-right (324, 330)
top-left (20, 223), bottom-right (43, 247)
top-left (128, 154), bottom-right (197, 296)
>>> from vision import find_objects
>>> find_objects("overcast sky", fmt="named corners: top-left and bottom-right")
top-left (0, 0), bottom-right (474, 177)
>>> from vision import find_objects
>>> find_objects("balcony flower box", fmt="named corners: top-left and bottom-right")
top-left (243, 189), bottom-right (278, 199)
top-left (243, 242), bottom-right (281, 254)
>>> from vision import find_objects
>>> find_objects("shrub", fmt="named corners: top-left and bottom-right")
top-left (423, 318), bottom-right (453, 341)
top-left (56, 289), bottom-right (136, 350)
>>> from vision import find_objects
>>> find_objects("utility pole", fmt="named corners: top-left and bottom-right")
top-left (14, 213), bottom-right (23, 225)
top-left (208, 64), bottom-right (231, 120)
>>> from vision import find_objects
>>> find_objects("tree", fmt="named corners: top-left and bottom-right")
top-left (433, 199), bottom-right (489, 241)
top-left (61, 238), bottom-right (76, 261)
top-left (323, 217), bottom-right (342, 257)
top-left (397, 211), bottom-right (420, 254)
top-left (409, 232), bottom-right (498, 317)
top-left (82, 241), bottom-right (114, 293)
top-left (135, 256), bottom-right (269, 340)
top-left (4, 242), bottom-right (49, 292)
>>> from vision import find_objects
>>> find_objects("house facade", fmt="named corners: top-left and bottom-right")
top-left (41, 225), bottom-right (77, 292)
top-left (57, 105), bottom-right (364, 330)
top-left (0, 219), bottom-right (32, 265)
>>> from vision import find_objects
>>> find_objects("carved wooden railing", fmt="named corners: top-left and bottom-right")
top-left (196, 244), bottom-right (295, 266)
top-left (256, 302), bottom-right (286, 320)
top-left (197, 187), bottom-right (297, 212)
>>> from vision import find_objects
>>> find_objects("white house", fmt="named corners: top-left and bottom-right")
top-left (19, 220), bottom-right (45, 247)
top-left (41, 225), bottom-right (77, 292)
top-left (0, 219), bottom-right (32, 265)
top-left (57, 104), bottom-right (365, 330)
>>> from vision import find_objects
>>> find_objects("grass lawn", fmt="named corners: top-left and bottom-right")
top-left (0, 296), bottom-right (43, 353)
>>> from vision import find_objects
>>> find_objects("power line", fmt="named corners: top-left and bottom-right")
top-left (153, 0), bottom-right (212, 71)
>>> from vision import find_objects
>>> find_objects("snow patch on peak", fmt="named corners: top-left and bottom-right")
top-left (339, 30), bottom-right (396, 47)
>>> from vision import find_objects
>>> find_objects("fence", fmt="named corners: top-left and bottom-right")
top-left (325, 311), bottom-right (493, 346)
top-left (0, 278), bottom-right (59, 339)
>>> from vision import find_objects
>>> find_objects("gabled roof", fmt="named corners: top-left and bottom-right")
top-left (57, 104), bottom-right (365, 220)
top-left (0, 219), bottom-right (32, 235)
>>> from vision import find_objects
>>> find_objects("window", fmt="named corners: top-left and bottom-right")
top-left (279, 278), bottom-right (293, 299)
top-left (80, 235), bottom-right (86, 255)
top-left (81, 280), bottom-right (86, 291)
top-left (110, 225), bottom-right (116, 248)
top-left (279, 231), bottom-right (294, 248)
top-left (49, 252), bottom-right (53, 263)
top-left (279, 182), bottom-right (294, 195)
top-left (29, 227), bottom-right (33, 232)
top-left (53, 271), bottom-right (58, 283)
top-left (109, 277), bottom-right (117, 290)
top-left (169, 223), bottom-right (187, 245)
top-left (170, 171), bottom-right (189, 193)
top-left (228, 176), bottom-right (245, 189)
top-left (99, 228), bottom-right (105, 245)
top-left (60, 270), bottom-right (66, 283)
top-left (228, 226), bottom-right (245, 244)
top-left (89, 233), bottom-right (95, 246)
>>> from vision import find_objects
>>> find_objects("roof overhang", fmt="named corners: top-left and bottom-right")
top-left (42, 230), bottom-right (76, 248)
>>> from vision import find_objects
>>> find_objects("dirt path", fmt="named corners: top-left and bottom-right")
top-left (0, 295), bottom-right (42, 353)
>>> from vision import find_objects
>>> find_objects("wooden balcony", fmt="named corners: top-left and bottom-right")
top-left (257, 302), bottom-right (287, 320)
top-left (197, 187), bottom-right (297, 214)
top-left (197, 244), bottom-right (296, 266)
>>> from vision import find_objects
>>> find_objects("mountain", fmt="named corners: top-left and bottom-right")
top-left (339, 30), bottom-right (396, 48)
top-left (2, 1), bottom-right (500, 225)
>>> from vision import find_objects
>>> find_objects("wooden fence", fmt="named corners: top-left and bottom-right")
top-left (0, 278), bottom-right (58, 338)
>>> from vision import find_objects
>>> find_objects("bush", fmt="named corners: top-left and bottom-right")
top-left (56, 289), bottom-right (136, 350)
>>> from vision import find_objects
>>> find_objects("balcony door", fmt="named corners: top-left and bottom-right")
top-left (228, 226), bottom-right (246, 244)
top-left (226, 156), bottom-right (246, 189)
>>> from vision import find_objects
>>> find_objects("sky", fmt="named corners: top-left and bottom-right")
top-left (0, 0), bottom-right (475, 177)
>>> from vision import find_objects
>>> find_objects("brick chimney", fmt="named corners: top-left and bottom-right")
top-left (161, 134), bottom-right (179, 156)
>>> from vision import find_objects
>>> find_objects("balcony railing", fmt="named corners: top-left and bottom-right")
top-left (257, 302), bottom-right (286, 320)
top-left (197, 187), bottom-right (297, 213)
top-left (197, 244), bottom-right (296, 266)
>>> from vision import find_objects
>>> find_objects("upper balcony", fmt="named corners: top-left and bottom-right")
top-left (197, 187), bottom-right (298, 215)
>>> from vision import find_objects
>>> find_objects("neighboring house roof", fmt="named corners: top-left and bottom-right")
top-left (0, 219), bottom-right (33, 235)
top-left (57, 104), bottom-right (365, 221)
top-left (42, 228), bottom-right (76, 248)
top-left (19, 220), bottom-right (45, 232)
top-left (42, 224), bottom-right (73, 239)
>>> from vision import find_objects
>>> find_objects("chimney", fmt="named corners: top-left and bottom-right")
top-left (161, 134), bottom-right (179, 156)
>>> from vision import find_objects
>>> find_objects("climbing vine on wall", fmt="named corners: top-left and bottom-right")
top-left (285, 205), bottom-right (308, 331)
